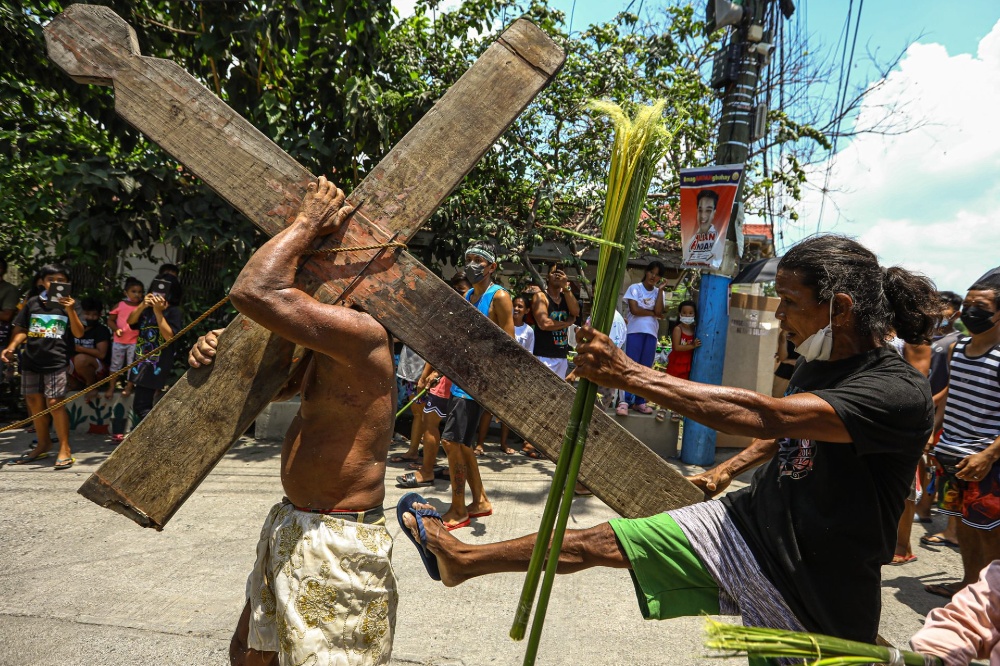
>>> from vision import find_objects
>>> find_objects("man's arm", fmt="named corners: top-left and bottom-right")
top-left (228, 177), bottom-right (382, 363)
top-left (0, 329), bottom-right (27, 363)
top-left (490, 290), bottom-right (516, 337)
top-left (688, 438), bottom-right (778, 498)
top-left (532, 293), bottom-right (573, 331)
top-left (188, 328), bottom-right (309, 402)
top-left (573, 325), bottom-right (851, 442)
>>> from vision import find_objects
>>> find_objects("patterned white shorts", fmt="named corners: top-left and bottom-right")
top-left (246, 500), bottom-right (398, 665)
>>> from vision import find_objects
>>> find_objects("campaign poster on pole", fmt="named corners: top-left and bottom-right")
top-left (679, 165), bottom-right (744, 270)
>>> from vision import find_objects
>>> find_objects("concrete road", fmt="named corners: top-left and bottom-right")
top-left (0, 427), bottom-right (966, 665)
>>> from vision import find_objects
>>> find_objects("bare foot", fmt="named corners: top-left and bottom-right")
top-left (401, 501), bottom-right (466, 587)
top-left (466, 501), bottom-right (492, 517)
top-left (441, 508), bottom-right (469, 529)
top-left (103, 388), bottom-right (114, 401)
top-left (473, 446), bottom-right (485, 457)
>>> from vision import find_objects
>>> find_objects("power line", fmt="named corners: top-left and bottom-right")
top-left (815, 0), bottom-right (864, 235)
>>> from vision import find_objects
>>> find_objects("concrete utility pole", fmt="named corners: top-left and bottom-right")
top-left (681, 0), bottom-right (770, 466)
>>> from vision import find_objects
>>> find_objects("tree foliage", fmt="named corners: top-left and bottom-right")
top-left (1, 0), bottom-right (837, 308)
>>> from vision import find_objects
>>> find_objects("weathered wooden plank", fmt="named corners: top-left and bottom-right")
top-left (47, 5), bottom-right (702, 529)
top-left (342, 252), bottom-right (704, 517)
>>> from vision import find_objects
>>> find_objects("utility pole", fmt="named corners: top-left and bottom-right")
top-left (681, 0), bottom-right (775, 465)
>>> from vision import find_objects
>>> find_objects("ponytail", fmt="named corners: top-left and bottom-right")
top-left (882, 266), bottom-right (938, 345)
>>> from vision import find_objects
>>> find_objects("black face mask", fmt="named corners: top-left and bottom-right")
top-left (464, 262), bottom-right (487, 285)
top-left (960, 305), bottom-right (998, 335)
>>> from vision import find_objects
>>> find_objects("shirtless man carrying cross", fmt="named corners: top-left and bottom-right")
top-left (189, 177), bottom-right (398, 666)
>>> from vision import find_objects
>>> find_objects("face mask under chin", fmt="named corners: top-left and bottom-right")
top-left (795, 299), bottom-right (835, 362)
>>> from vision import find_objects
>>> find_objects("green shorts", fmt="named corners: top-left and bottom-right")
top-left (610, 513), bottom-right (720, 620)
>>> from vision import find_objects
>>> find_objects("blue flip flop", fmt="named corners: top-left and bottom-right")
top-left (396, 492), bottom-right (442, 581)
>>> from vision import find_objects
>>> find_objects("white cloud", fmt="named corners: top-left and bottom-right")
top-left (785, 19), bottom-right (1000, 293)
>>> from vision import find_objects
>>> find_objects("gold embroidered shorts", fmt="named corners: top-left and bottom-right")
top-left (246, 500), bottom-right (398, 665)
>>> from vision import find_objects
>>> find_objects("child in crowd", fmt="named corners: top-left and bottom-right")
top-left (618, 261), bottom-right (666, 416)
top-left (1, 263), bottom-right (84, 469)
top-left (125, 274), bottom-right (183, 429)
top-left (665, 300), bottom-right (700, 421)
top-left (496, 292), bottom-right (536, 454)
top-left (104, 277), bottom-right (144, 400)
top-left (70, 297), bottom-right (112, 403)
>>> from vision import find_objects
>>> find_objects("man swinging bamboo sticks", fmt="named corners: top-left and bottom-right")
top-left (399, 235), bottom-right (941, 654)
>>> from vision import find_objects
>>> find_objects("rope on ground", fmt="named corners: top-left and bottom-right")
top-left (0, 238), bottom-right (407, 435)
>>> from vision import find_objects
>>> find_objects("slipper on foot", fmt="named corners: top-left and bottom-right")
top-left (468, 509), bottom-right (492, 518)
top-left (890, 554), bottom-right (917, 565)
top-left (444, 517), bottom-right (471, 531)
top-left (920, 534), bottom-right (959, 548)
top-left (522, 449), bottom-right (543, 460)
top-left (433, 466), bottom-right (450, 481)
top-left (396, 472), bottom-right (434, 488)
top-left (396, 492), bottom-right (441, 581)
top-left (11, 451), bottom-right (50, 465)
top-left (54, 456), bottom-right (75, 470)
top-left (924, 582), bottom-right (961, 599)
top-left (389, 455), bottom-right (420, 464)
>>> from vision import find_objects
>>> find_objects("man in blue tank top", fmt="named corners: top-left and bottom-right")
top-left (439, 241), bottom-right (515, 530)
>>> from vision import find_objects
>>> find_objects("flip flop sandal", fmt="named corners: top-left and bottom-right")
top-left (54, 457), bottom-right (76, 470)
top-left (388, 455), bottom-right (420, 464)
top-left (468, 509), bottom-right (492, 518)
top-left (920, 534), bottom-right (960, 548)
top-left (11, 451), bottom-right (51, 465)
top-left (433, 466), bottom-right (450, 481)
top-left (396, 472), bottom-right (434, 488)
top-left (890, 554), bottom-right (917, 565)
top-left (396, 493), bottom-right (441, 581)
top-left (924, 582), bottom-right (961, 599)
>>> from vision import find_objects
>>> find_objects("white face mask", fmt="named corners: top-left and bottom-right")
top-left (679, 316), bottom-right (695, 325)
top-left (796, 299), bottom-right (834, 362)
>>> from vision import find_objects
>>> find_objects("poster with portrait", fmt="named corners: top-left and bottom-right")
top-left (679, 165), bottom-right (743, 270)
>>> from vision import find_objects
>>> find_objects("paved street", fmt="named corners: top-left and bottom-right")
top-left (0, 427), bottom-right (966, 665)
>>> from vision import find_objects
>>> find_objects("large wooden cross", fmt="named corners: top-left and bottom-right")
top-left (46, 5), bottom-right (703, 529)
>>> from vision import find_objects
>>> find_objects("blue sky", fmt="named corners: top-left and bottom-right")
top-left (395, 1), bottom-right (1000, 292)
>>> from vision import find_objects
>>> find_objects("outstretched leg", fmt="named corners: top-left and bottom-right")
top-left (401, 500), bottom-right (628, 587)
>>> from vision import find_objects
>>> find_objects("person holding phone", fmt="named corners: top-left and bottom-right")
top-left (126, 273), bottom-right (184, 424)
top-left (1, 263), bottom-right (84, 469)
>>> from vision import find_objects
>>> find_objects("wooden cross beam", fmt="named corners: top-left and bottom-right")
top-left (46, 5), bottom-right (703, 529)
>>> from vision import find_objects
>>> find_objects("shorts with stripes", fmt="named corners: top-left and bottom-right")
top-left (610, 500), bottom-right (804, 633)
top-left (935, 452), bottom-right (1000, 530)
top-left (21, 369), bottom-right (68, 399)
top-left (423, 393), bottom-right (449, 419)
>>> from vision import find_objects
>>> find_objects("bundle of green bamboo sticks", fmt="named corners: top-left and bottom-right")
top-left (704, 618), bottom-right (944, 666)
top-left (509, 99), bottom-right (683, 666)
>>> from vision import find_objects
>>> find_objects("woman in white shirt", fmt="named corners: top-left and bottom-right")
top-left (617, 261), bottom-right (665, 416)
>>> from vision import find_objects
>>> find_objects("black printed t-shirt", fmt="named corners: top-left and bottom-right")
top-left (128, 306), bottom-right (183, 390)
top-left (721, 346), bottom-right (933, 642)
top-left (75, 322), bottom-right (113, 364)
top-left (12, 296), bottom-right (84, 373)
